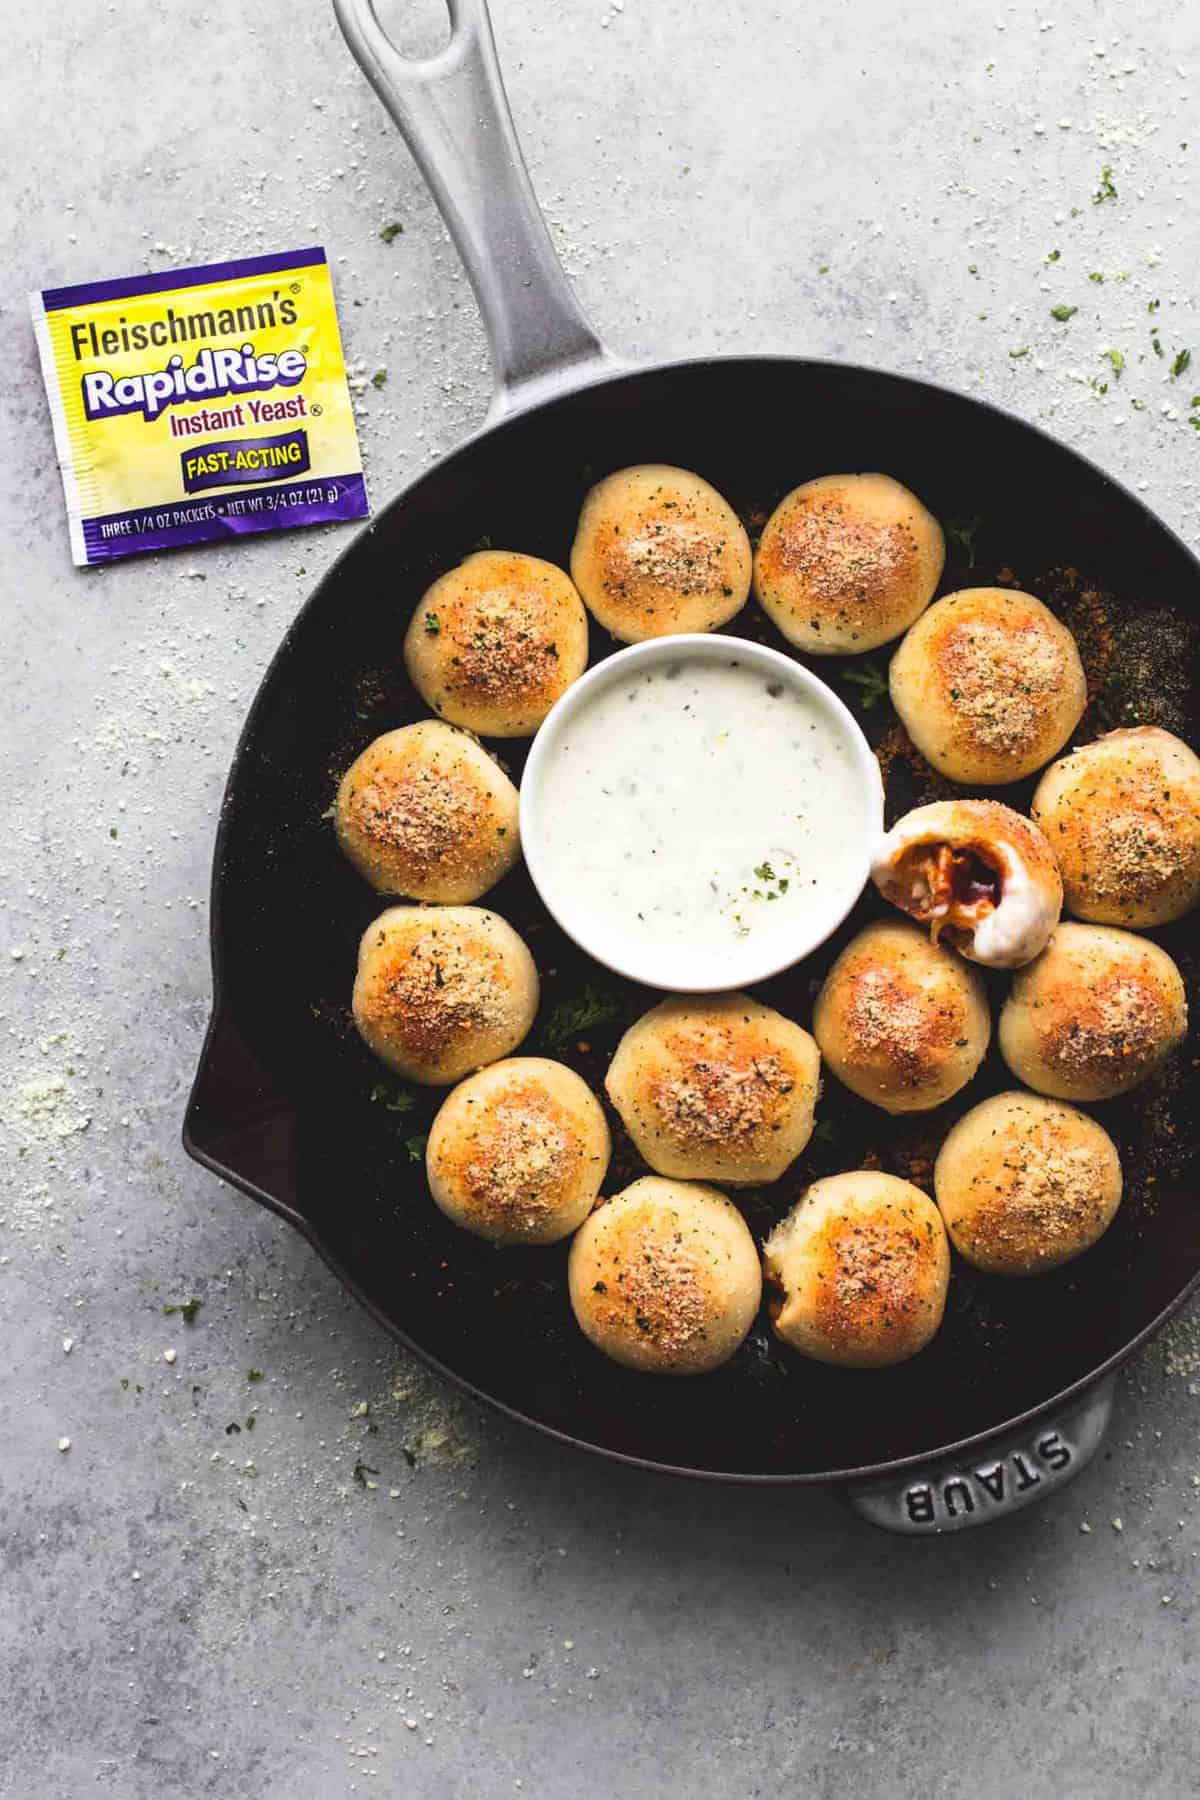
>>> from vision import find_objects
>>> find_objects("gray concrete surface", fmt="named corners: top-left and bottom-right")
top-left (5, 1), bottom-right (1200, 1794)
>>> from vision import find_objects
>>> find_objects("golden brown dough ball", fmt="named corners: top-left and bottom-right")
top-left (604, 993), bottom-right (819, 1184)
top-left (569, 464), bottom-right (752, 642)
top-left (871, 798), bottom-right (1062, 969)
top-left (426, 1058), bottom-right (610, 1246)
top-left (889, 588), bottom-right (1086, 784)
top-left (812, 920), bottom-right (989, 1113)
top-left (567, 1177), bottom-right (762, 1374)
top-left (998, 922), bottom-right (1187, 1101)
top-left (1031, 727), bottom-right (1200, 927)
top-left (335, 721), bottom-right (520, 903)
top-left (404, 550), bottom-right (588, 737)
top-left (763, 1171), bottom-right (949, 1368)
top-left (934, 1091), bottom-right (1122, 1276)
top-left (352, 905), bottom-right (538, 1085)
top-left (753, 472), bottom-right (944, 654)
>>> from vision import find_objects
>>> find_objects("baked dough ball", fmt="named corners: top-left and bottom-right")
top-left (872, 799), bottom-right (1062, 968)
top-left (570, 464), bottom-right (752, 642)
top-left (889, 588), bottom-right (1086, 784)
top-left (1031, 727), bottom-right (1200, 927)
top-left (604, 993), bottom-right (819, 1184)
top-left (567, 1177), bottom-right (762, 1374)
top-left (426, 1058), bottom-right (610, 1246)
top-left (999, 922), bottom-right (1187, 1101)
top-left (763, 1171), bottom-right (949, 1368)
top-left (753, 472), bottom-right (944, 655)
top-left (404, 551), bottom-right (588, 737)
top-left (935, 1091), bottom-right (1122, 1276)
top-left (335, 721), bottom-right (520, 903)
top-left (352, 905), bottom-right (538, 1085)
top-left (813, 920), bottom-right (989, 1113)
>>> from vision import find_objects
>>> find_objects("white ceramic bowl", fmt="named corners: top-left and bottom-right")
top-left (520, 634), bottom-right (884, 992)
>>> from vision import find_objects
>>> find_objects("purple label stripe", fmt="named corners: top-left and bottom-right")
top-left (41, 247), bottom-right (326, 314)
top-left (181, 428), bottom-right (310, 494)
top-left (80, 472), bottom-right (368, 564)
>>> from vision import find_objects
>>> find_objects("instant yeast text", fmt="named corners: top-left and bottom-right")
top-left (31, 248), bottom-right (368, 566)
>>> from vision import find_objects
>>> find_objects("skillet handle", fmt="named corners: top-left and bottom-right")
top-left (182, 1004), bottom-right (305, 1236)
top-left (333, 0), bottom-right (619, 416)
top-left (843, 1374), bottom-right (1117, 1534)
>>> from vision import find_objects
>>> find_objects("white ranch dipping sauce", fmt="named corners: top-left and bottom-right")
top-left (522, 638), bottom-right (879, 991)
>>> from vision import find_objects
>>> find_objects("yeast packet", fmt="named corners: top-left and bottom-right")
top-left (30, 247), bottom-right (369, 565)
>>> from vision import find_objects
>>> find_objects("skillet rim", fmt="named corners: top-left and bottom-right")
top-left (184, 349), bottom-right (1200, 1485)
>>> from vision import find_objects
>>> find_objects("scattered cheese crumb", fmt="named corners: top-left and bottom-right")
top-left (163, 1347), bottom-right (176, 1365)
top-left (57, 1436), bottom-right (71, 1452)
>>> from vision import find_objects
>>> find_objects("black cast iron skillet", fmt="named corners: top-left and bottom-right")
top-left (184, 0), bottom-right (1200, 1531)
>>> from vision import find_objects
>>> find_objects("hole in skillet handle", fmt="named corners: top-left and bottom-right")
top-left (841, 1372), bottom-right (1117, 1534)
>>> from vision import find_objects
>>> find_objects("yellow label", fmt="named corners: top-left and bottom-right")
top-left (31, 247), bottom-right (368, 565)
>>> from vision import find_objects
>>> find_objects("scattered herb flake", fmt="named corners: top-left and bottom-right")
top-left (1171, 348), bottom-right (1192, 379)
top-left (1009, 345), bottom-right (1030, 359)
top-left (945, 515), bottom-right (982, 565)
top-left (840, 664), bottom-right (889, 709)
top-left (371, 368), bottom-right (388, 389)
top-left (1050, 304), bottom-right (1078, 322)
top-left (1045, 249), bottom-right (1061, 263)
top-left (246, 1368), bottom-right (264, 1383)
top-left (163, 1297), bottom-right (203, 1324)
top-left (1104, 348), bottom-right (1125, 377)
top-left (403, 1134), bottom-right (428, 1163)
top-left (1088, 271), bottom-right (1105, 284)
top-left (379, 221), bottom-right (405, 243)
top-left (423, 612), bottom-right (441, 636)
top-left (540, 984), bottom-right (623, 1052)
top-left (369, 1081), bottom-right (418, 1114)
top-left (1148, 297), bottom-right (1161, 314)
top-left (1093, 164), bottom-right (1118, 203)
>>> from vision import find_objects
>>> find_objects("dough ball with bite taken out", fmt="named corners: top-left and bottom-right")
top-left (570, 464), bottom-right (752, 642)
top-left (763, 1171), bottom-right (949, 1368)
top-left (405, 550), bottom-right (588, 737)
top-left (871, 798), bottom-right (1062, 969)
top-left (753, 472), bottom-right (944, 654)
top-left (999, 921), bottom-right (1187, 1101)
top-left (1032, 726), bottom-right (1200, 927)
top-left (568, 1177), bottom-right (762, 1374)
top-left (335, 720), bottom-right (520, 903)
top-left (935, 1090), bottom-right (1122, 1275)
top-left (352, 905), bottom-right (538, 1085)
top-left (605, 992), bottom-right (820, 1184)
top-left (813, 919), bottom-right (989, 1113)
top-left (426, 1057), bottom-right (610, 1245)
top-left (889, 587), bottom-right (1086, 784)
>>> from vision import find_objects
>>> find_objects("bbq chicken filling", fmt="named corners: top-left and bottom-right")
top-left (889, 842), bottom-right (1003, 945)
